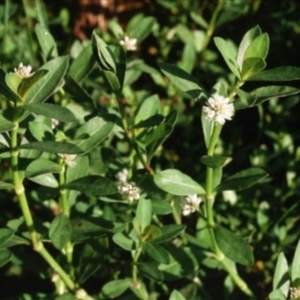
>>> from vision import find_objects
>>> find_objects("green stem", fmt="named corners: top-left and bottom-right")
top-left (132, 247), bottom-right (147, 300)
top-left (59, 162), bottom-right (75, 278)
top-left (10, 108), bottom-right (82, 295)
top-left (117, 96), bottom-right (153, 174)
top-left (201, 0), bottom-right (224, 52)
top-left (204, 123), bottom-right (254, 298)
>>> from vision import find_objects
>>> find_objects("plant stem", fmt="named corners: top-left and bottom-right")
top-left (59, 162), bottom-right (75, 279)
top-left (10, 108), bottom-right (80, 294)
top-left (204, 123), bottom-right (254, 298)
top-left (201, 0), bottom-right (224, 52)
top-left (132, 247), bottom-right (147, 300)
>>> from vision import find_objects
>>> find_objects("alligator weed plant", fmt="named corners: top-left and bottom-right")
top-left (1, 14), bottom-right (300, 300)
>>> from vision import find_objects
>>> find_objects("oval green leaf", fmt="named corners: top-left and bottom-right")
top-left (154, 169), bottom-right (205, 196)
top-left (24, 103), bottom-right (78, 123)
top-left (49, 215), bottom-right (72, 250)
top-left (65, 175), bottom-right (118, 196)
top-left (25, 158), bottom-right (62, 178)
top-left (216, 168), bottom-right (268, 191)
top-left (143, 242), bottom-right (170, 264)
top-left (215, 226), bottom-right (254, 266)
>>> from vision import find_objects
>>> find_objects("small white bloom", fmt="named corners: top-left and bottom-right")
top-left (116, 169), bottom-right (128, 183)
top-left (182, 194), bottom-right (202, 216)
top-left (290, 287), bottom-right (300, 299)
top-left (58, 154), bottom-right (77, 167)
top-left (120, 36), bottom-right (138, 51)
top-left (118, 181), bottom-right (140, 202)
top-left (51, 118), bottom-right (60, 129)
top-left (14, 63), bottom-right (34, 78)
top-left (203, 95), bottom-right (234, 125)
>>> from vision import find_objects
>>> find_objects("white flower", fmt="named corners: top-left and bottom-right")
top-left (290, 287), bottom-right (300, 299)
top-left (118, 181), bottom-right (140, 202)
top-left (115, 169), bottom-right (128, 183)
top-left (182, 194), bottom-right (202, 216)
top-left (14, 63), bottom-right (34, 78)
top-left (58, 154), bottom-right (77, 167)
top-left (120, 36), bottom-right (138, 51)
top-left (51, 118), bottom-right (59, 129)
top-left (203, 95), bottom-right (234, 125)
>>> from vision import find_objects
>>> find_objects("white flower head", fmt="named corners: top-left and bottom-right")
top-left (290, 287), bottom-right (300, 299)
top-left (118, 181), bottom-right (140, 202)
top-left (58, 153), bottom-right (77, 167)
top-left (14, 63), bottom-right (34, 78)
top-left (115, 169), bottom-right (128, 184)
top-left (182, 194), bottom-right (202, 216)
top-left (203, 94), bottom-right (234, 125)
top-left (51, 118), bottom-right (60, 129)
top-left (120, 36), bottom-right (138, 51)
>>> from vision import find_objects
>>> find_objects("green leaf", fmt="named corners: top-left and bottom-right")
top-left (138, 262), bottom-right (164, 281)
top-left (134, 115), bottom-right (164, 129)
top-left (143, 242), bottom-right (170, 264)
top-left (241, 57), bottom-right (266, 80)
top-left (92, 32), bottom-right (116, 72)
top-left (74, 115), bottom-right (115, 154)
top-left (49, 215), bottom-right (72, 250)
top-left (102, 69), bottom-right (121, 95)
top-left (216, 168), bottom-right (268, 191)
top-left (100, 279), bottom-right (131, 298)
top-left (214, 37), bottom-right (240, 78)
top-left (112, 232), bottom-right (133, 251)
top-left (247, 66), bottom-right (300, 81)
top-left (28, 120), bottom-right (52, 141)
top-left (55, 294), bottom-right (76, 300)
top-left (269, 289), bottom-right (286, 300)
top-left (65, 175), bottom-right (118, 196)
top-left (135, 94), bottom-right (161, 126)
top-left (110, 45), bottom-right (126, 92)
top-left (291, 239), bottom-right (300, 282)
top-left (215, 226), bottom-right (254, 266)
top-left (136, 198), bottom-right (152, 233)
top-left (152, 224), bottom-right (186, 244)
top-left (0, 181), bottom-right (14, 190)
top-left (0, 248), bottom-right (13, 268)
top-left (243, 33), bottom-right (269, 61)
top-left (22, 56), bottom-right (69, 104)
top-left (158, 62), bottom-right (206, 100)
top-left (35, 24), bottom-right (58, 60)
top-left (17, 70), bottom-right (48, 97)
top-left (69, 42), bottom-right (95, 81)
top-left (154, 169), bottom-right (205, 196)
top-left (237, 25), bottom-right (262, 70)
top-left (273, 252), bottom-right (290, 297)
top-left (64, 75), bottom-right (95, 104)
top-left (146, 123), bottom-right (174, 160)
top-left (28, 173), bottom-right (58, 188)
top-left (235, 86), bottom-right (300, 110)
top-left (169, 290), bottom-right (186, 300)
top-left (0, 69), bottom-right (20, 102)
top-left (23, 103), bottom-right (78, 123)
top-left (201, 107), bottom-right (214, 149)
top-left (20, 141), bottom-right (82, 154)
top-left (201, 155), bottom-right (230, 168)
top-left (0, 228), bottom-right (14, 247)
top-left (25, 158), bottom-right (62, 178)
top-left (127, 16), bottom-right (156, 42)
top-left (2, 235), bottom-right (30, 247)
top-left (71, 217), bottom-right (112, 243)
top-left (151, 200), bottom-right (172, 215)
top-left (141, 225), bottom-right (162, 241)
top-left (5, 73), bottom-right (22, 97)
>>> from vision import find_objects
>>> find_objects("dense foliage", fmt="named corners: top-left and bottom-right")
top-left (0, 1), bottom-right (300, 300)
